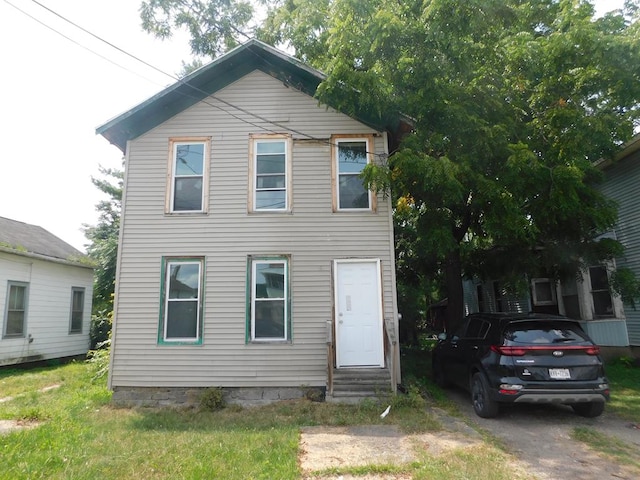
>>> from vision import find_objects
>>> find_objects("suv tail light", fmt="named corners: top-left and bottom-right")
top-left (491, 345), bottom-right (601, 356)
top-left (491, 346), bottom-right (527, 356)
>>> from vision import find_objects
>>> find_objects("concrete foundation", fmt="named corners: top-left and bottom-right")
top-left (111, 386), bottom-right (325, 408)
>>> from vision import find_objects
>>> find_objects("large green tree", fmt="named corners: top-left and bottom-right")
top-left (140, 0), bottom-right (640, 333)
top-left (84, 166), bottom-right (123, 315)
top-left (269, 0), bottom-right (640, 333)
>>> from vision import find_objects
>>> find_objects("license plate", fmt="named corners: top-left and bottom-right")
top-left (549, 368), bottom-right (571, 380)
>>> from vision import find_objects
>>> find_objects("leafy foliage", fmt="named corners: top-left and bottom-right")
top-left (263, 0), bottom-right (640, 330)
top-left (140, 0), bottom-right (256, 58)
top-left (83, 166), bottom-right (122, 315)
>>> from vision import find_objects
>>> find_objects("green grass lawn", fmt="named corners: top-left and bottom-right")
top-left (1, 351), bottom-right (638, 480)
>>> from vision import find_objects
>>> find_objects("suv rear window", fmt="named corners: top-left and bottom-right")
top-left (503, 322), bottom-right (590, 345)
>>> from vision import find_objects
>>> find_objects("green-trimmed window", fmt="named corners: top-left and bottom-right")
top-left (160, 258), bottom-right (204, 344)
top-left (248, 257), bottom-right (290, 342)
top-left (69, 287), bottom-right (85, 334)
top-left (3, 281), bottom-right (28, 338)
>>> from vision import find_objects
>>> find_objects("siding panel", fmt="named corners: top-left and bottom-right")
top-left (601, 148), bottom-right (640, 346)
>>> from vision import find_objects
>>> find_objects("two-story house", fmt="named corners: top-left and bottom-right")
top-left (97, 40), bottom-right (402, 406)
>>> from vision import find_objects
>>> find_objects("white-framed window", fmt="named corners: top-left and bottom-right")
top-left (3, 281), bottom-right (28, 338)
top-left (247, 256), bottom-right (290, 342)
top-left (332, 135), bottom-right (375, 211)
top-left (249, 134), bottom-right (292, 212)
top-left (531, 278), bottom-right (557, 306)
top-left (69, 287), bottom-right (85, 334)
top-left (159, 258), bottom-right (204, 344)
top-left (167, 138), bottom-right (210, 213)
top-left (589, 265), bottom-right (614, 318)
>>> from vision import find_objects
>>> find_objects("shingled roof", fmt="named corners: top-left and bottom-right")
top-left (0, 216), bottom-right (92, 268)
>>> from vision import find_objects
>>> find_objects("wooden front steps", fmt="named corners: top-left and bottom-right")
top-left (326, 367), bottom-right (393, 403)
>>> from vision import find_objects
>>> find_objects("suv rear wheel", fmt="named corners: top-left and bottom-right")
top-left (571, 402), bottom-right (605, 418)
top-left (471, 373), bottom-right (499, 418)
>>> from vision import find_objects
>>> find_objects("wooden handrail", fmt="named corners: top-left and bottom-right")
top-left (383, 318), bottom-right (398, 393)
top-left (326, 320), bottom-right (334, 396)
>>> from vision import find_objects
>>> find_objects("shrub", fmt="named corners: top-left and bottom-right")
top-left (90, 310), bottom-right (113, 349)
top-left (200, 387), bottom-right (225, 411)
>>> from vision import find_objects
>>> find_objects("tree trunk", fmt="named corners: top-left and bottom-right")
top-left (445, 247), bottom-right (464, 333)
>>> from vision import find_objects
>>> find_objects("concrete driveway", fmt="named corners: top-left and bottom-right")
top-left (441, 386), bottom-right (640, 480)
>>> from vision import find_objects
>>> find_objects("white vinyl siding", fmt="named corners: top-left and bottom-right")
top-left (110, 70), bottom-right (399, 388)
top-left (0, 252), bottom-right (93, 366)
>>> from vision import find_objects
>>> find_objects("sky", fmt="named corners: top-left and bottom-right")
top-left (0, 0), bottom-right (628, 253)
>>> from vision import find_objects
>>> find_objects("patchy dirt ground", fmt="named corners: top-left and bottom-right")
top-left (299, 424), bottom-right (480, 475)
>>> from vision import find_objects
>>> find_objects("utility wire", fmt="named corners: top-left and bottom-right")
top-left (17, 0), bottom-right (391, 160)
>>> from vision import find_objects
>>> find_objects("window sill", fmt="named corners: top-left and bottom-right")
top-left (248, 340), bottom-right (292, 345)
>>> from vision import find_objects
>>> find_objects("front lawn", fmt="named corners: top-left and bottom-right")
top-left (2, 351), bottom-right (638, 480)
top-left (0, 358), bottom-right (534, 480)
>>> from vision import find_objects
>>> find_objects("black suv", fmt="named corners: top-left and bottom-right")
top-left (432, 313), bottom-right (610, 418)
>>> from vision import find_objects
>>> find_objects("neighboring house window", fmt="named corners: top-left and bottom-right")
top-left (3, 281), bottom-right (28, 338)
top-left (249, 134), bottom-right (292, 212)
top-left (531, 278), bottom-right (557, 306)
top-left (493, 281), bottom-right (505, 312)
top-left (69, 287), bottom-right (85, 334)
top-left (560, 274), bottom-right (581, 319)
top-left (247, 256), bottom-right (290, 342)
top-left (167, 138), bottom-right (210, 213)
top-left (476, 285), bottom-right (485, 312)
top-left (589, 265), bottom-right (614, 318)
top-left (332, 135), bottom-right (375, 211)
top-left (159, 258), bottom-right (204, 344)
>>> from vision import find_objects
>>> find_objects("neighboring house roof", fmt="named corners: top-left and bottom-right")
top-left (96, 39), bottom-right (403, 152)
top-left (0, 216), bottom-right (92, 268)
top-left (595, 133), bottom-right (640, 170)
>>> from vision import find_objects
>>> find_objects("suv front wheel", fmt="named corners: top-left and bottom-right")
top-left (471, 373), bottom-right (499, 418)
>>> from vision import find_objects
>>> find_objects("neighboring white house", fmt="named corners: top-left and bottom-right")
top-left (97, 40), bottom-right (403, 406)
top-left (0, 217), bottom-right (94, 366)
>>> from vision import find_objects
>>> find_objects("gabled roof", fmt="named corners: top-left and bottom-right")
top-left (96, 39), bottom-right (399, 152)
top-left (0, 216), bottom-right (92, 268)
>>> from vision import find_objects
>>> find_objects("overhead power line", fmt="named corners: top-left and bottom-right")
top-left (8, 0), bottom-right (390, 159)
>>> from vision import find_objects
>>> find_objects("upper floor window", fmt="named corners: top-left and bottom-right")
top-left (69, 287), bottom-right (85, 334)
top-left (249, 134), bottom-right (292, 212)
top-left (247, 256), bottom-right (290, 342)
top-left (3, 281), bottom-right (28, 338)
top-left (332, 135), bottom-right (375, 211)
top-left (159, 258), bottom-right (204, 344)
top-left (168, 138), bottom-right (210, 213)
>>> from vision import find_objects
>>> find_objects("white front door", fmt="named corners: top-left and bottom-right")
top-left (334, 259), bottom-right (384, 367)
